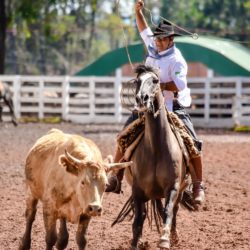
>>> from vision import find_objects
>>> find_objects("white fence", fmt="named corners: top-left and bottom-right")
top-left (0, 72), bottom-right (250, 128)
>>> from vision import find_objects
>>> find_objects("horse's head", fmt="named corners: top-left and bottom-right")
top-left (134, 65), bottom-right (161, 114)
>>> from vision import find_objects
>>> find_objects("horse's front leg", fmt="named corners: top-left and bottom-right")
top-left (170, 198), bottom-right (180, 246)
top-left (159, 186), bottom-right (179, 249)
top-left (131, 198), bottom-right (146, 250)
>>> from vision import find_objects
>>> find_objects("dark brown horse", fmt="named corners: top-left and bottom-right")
top-left (0, 81), bottom-right (17, 126)
top-left (113, 65), bottom-right (192, 250)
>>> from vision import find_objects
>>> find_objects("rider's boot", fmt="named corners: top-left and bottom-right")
top-left (105, 148), bottom-right (124, 194)
top-left (191, 155), bottom-right (205, 204)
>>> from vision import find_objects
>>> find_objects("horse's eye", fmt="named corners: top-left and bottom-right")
top-left (153, 79), bottom-right (159, 84)
top-left (81, 181), bottom-right (85, 186)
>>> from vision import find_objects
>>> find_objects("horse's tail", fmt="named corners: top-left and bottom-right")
top-left (111, 196), bottom-right (163, 234)
top-left (111, 196), bottom-right (134, 227)
top-left (149, 199), bottom-right (163, 233)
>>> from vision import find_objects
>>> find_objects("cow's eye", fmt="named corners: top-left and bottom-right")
top-left (81, 181), bottom-right (85, 185)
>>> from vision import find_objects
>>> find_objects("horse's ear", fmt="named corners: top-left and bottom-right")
top-left (135, 64), bottom-right (158, 77)
top-left (135, 64), bottom-right (147, 75)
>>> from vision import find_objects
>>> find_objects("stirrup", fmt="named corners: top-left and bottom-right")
top-left (192, 182), bottom-right (205, 204)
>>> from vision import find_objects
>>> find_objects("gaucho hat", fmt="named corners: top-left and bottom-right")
top-left (150, 20), bottom-right (182, 38)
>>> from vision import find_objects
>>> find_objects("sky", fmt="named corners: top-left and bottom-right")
top-left (102, 0), bottom-right (134, 16)
top-left (102, 0), bottom-right (160, 25)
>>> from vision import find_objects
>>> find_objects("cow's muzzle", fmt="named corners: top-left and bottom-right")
top-left (86, 204), bottom-right (102, 216)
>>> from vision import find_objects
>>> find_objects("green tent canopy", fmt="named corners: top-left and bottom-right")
top-left (75, 35), bottom-right (250, 77)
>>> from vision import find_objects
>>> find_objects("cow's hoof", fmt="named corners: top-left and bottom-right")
top-left (158, 239), bottom-right (170, 249)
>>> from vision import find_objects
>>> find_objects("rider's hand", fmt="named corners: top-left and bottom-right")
top-left (135, 0), bottom-right (144, 13)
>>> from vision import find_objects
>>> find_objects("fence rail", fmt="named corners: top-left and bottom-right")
top-left (1, 72), bottom-right (250, 128)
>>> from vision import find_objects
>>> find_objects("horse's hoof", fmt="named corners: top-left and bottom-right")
top-left (170, 230), bottom-right (179, 245)
top-left (138, 240), bottom-right (150, 249)
top-left (158, 239), bottom-right (170, 249)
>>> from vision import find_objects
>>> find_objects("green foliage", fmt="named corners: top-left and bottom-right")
top-left (160, 0), bottom-right (250, 42)
top-left (19, 116), bottom-right (62, 123)
top-left (3, 0), bottom-right (250, 75)
top-left (234, 126), bottom-right (250, 132)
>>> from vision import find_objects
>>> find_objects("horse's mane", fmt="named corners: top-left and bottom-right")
top-left (134, 64), bottom-right (159, 78)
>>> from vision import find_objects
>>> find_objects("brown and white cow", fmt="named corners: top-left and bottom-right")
top-left (19, 129), bottom-right (132, 250)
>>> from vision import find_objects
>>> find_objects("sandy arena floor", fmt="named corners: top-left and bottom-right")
top-left (0, 122), bottom-right (249, 250)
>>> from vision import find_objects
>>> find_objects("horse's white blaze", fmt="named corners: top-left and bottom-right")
top-left (140, 72), bottom-right (153, 82)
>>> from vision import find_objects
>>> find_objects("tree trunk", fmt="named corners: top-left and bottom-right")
top-left (87, 0), bottom-right (98, 59)
top-left (0, 0), bottom-right (6, 74)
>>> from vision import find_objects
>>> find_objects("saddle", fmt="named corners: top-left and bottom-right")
top-left (117, 112), bottom-right (200, 162)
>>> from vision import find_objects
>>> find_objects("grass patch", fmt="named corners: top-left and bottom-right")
top-left (19, 117), bottom-right (62, 124)
top-left (234, 126), bottom-right (250, 132)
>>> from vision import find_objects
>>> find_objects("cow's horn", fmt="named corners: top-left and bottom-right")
top-left (105, 161), bottom-right (133, 172)
top-left (65, 150), bottom-right (82, 165)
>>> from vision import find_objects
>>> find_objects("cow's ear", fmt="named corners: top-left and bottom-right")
top-left (59, 155), bottom-right (79, 176)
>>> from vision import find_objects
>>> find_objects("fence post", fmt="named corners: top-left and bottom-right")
top-left (233, 78), bottom-right (242, 126)
top-left (204, 78), bottom-right (210, 124)
top-left (38, 78), bottom-right (44, 119)
top-left (62, 76), bottom-right (69, 121)
top-left (13, 75), bottom-right (21, 119)
top-left (114, 68), bottom-right (122, 122)
top-left (89, 77), bottom-right (95, 122)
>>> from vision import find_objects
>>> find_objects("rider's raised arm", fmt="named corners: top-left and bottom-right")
top-left (135, 0), bottom-right (148, 33)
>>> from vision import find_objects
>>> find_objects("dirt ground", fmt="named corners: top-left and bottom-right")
top-left (0, 122), bottom-right (249, 250)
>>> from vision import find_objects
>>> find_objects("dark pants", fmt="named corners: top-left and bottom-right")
top-left (124, 101), bottom-right (202, 151)
top-left (173, 100), bottom-right (202, 151)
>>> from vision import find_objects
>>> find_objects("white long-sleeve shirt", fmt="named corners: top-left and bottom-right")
top-left (140, 27), bottom-right (191, 111)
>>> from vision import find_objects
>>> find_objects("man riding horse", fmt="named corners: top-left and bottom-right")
top-left (106, 0), bottom-right (205, 205)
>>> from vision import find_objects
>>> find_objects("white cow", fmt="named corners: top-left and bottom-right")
top-left (19, 128), bottom-right (131, 250)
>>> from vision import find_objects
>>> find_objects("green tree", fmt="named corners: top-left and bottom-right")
top-left (159, 0), bottom-right (250, 43)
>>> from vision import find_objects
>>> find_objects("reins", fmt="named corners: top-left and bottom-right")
top-left (151, 86), bottom-right (164, 118)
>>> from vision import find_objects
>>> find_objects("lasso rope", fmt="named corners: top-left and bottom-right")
top-left (143, 6), bottom-right (199, 40)
top-left (115, 0), bottom-right (200, 74)
top-left (115, 0), bottom-right (135, 71)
